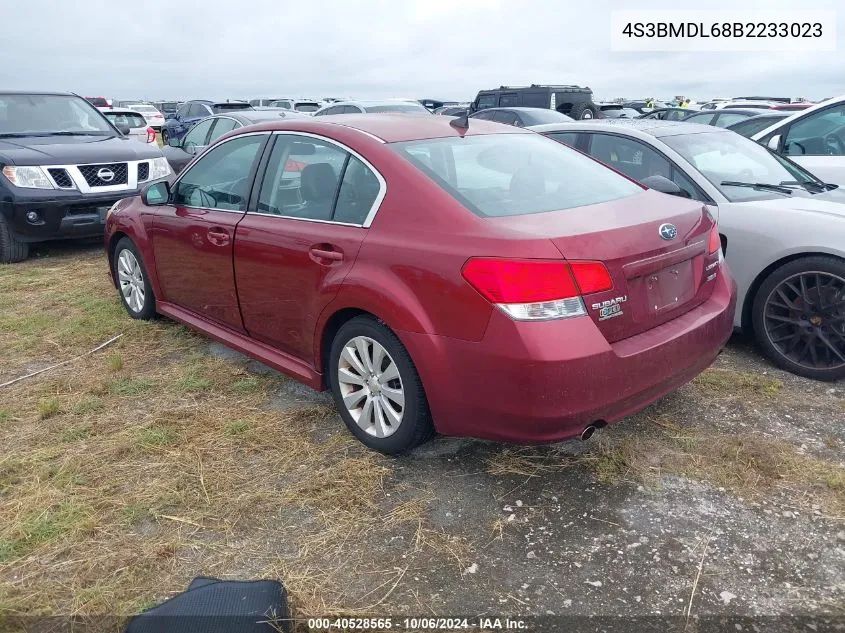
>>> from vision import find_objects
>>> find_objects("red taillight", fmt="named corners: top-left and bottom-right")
top-left (146, 127), bottom-right (156, 143)
top-left (462, 259), bottom-right (579, 303)
top-left (569, 261), bottom-right (614, 295)
top-left (708, 223), bottom-right (721, 254)
top-left (461, 258), bottom-right (613, 304)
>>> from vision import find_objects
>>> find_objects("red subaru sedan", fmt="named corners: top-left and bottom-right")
top-left (105, 114), bottom-right (736, 454)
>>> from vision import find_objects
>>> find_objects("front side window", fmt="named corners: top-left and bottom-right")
top-left (0, 94), bottom-right (114, 135)
top-left (663, 131), bottom-right (821, 201)
top-left (783, 105), bottom-right (845, 156)
top-left (391, 133), bottom-right (642, 218)
top-left (547, 132), bottom-right (579, 147)
top-left (476, 94), bottom-right (496, 110)
top-left (208, 117), bottom-right (239, 142)
top-left (173, 134), bottom-right (266, 211)
top-left (493, 111), bottom-right (519, 126)
top-left (667, 109), bottom-right (689, 121)
top-left (257, 135), bottom-right (348, 220)
top-left (587, 133), bottom-right (672, 182)
top-left (182, 118), bottom-right (215, 148)
top-left (728, 116), bottom-right (782, 138)
top-left (176, 104), bottom-right (190, 119)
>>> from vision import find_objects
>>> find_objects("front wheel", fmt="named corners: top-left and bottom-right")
top-left (112, 237), bottom-right (156, 320)
top-left (752, 256), bottom-right (845, 381)
top-left (0, 213), bottom-right (29, 263)
top-left (329, 316), bottom-right (434, 454)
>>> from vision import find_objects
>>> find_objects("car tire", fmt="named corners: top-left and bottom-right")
top-left (112, 237), bottom-right (156, 320)
top-left (570, 103), bottom-right (598, 120)
top-left (0, 213), bottom-right (29, 263)
top-left (751, 255), bottom-right (845, 381)
top-left (328, 316), bottom-right (435, 455)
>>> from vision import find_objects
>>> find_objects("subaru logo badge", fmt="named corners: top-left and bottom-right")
top-left (658, 223), bottom-right (677, 241)
top-left (97, 168), bottom-right (115, 183)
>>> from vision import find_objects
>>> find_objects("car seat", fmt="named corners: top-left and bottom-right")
top-left (299, 163), bottom-right (338, 220)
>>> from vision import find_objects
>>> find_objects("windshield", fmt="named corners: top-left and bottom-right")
top-left (103, 112), bottom-right (147, 128)
top-left (368, 104), bottom-right (429, 113)
top-left (663, 131), bottom-right (821, 201)
top-left (391, 133), bottom-right (642, 217)
top-left (0, 94), bottom-right (115, 136)
top-left (294, 102), bottom-right (321, 112)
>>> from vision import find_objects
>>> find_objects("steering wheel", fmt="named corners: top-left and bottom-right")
top-left (823, 133), bottom-right (845, 156)
top-left (786, 141), bottom-right (806, 155)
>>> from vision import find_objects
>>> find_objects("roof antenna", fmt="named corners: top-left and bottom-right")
top-left (449, 108), bottom-right (470, 135)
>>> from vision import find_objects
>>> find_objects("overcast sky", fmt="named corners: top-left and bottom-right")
top-left (1, 0), bottom-right (841, 102)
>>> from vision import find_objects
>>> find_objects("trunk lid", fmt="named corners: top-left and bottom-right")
top-left (492, 190), bottom-right (716, 342)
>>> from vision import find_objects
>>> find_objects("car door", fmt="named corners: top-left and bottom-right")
top-left (777, 103), bottom-right (845, 185)
top-left (234, 133), bottom-right (382, 360)
top-left (150, 133), bottom-right (269, 331)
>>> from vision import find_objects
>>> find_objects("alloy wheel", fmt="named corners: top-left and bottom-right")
top-left (117, 249), bottom-right (146, 313)
top-left (337, 336), bottom-right (405, 438)
top-left (763, 271), bottom-right (845, 371)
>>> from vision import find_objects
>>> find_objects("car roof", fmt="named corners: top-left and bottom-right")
top-left (472, 107), bottom-right (557, 113)
top-left (217, 110), bottom-right (303, 124)
top-left (101, 108), bottom-right (144, 116)
top-left (243, 113), bottom-right (526, 143)
top-left (689, 108), bottom-right (770, 115)
top-left (330, 100), bottom-right (425, 107)
top-left (529, 119), bottom-right (727, 138)
top-left (0, 91), bottom-right (78, 96)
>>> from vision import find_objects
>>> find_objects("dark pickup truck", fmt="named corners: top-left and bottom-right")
top-left (0, 91), bottom-right (170, 262)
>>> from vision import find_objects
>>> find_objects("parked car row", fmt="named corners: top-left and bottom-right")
top-left (3, 91), bottom-right (843, 461)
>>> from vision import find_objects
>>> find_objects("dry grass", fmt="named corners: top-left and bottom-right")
top-left (582, 431), bottom-right (845, 514)
top-left (0, 249), bottom-right (464, 618)
top-left (693, 367), bottom-right (783, 399)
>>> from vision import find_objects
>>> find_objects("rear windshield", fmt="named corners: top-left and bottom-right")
top-left (131, 105), bottom-right (159, 114)
top-left (522, 109), bottom-right (574, 124)
top-left (391, 133), bottom-right (642, 217)
top-left (86, 97), bottom-right (108, 107)
top-left (0, 94), bottom-right (114, 135)
top-left (212, 103), bottom-right (251, 113)
top-left (368, 104), bottom-right (429, 114)
top-left (294, 102), bottom-right (320, 112)
top-left (103, 112), bottom-right (147, 128)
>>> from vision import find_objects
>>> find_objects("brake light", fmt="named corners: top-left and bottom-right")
top-left (708, 223), bottom-right (721, 255)
top-left (569, 262), bottom-right (614, 294)
top-left (146, 127), bottom-right (156, 144)
top-left (462, 258), bottom-right (612, 321)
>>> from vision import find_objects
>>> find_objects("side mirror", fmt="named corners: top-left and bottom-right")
top-left (641, 175), bottom-right (688, 197)
top-left (767, 135), bottom-right (782, 151)
top-left (115, 123), bottom-right (131, 136)
top-left (141, 181), bottom-right (170, 206)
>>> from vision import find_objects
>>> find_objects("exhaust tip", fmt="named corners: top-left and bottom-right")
top-left (580, 425), bottom-right (597, 441)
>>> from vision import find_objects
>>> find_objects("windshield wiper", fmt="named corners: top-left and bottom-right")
top-left (0, 131), bottom-right (110, 138)
top-left (720, 181), bottom-right (792, 195)
top-left (779, 180), bottom-right (837, 192)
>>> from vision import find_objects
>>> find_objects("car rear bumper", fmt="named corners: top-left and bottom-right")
top-left (399, 265), bottom-right (737, 443)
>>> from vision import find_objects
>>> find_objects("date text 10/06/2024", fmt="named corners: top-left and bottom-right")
top-left (306, 617), bottom-right (528, 630)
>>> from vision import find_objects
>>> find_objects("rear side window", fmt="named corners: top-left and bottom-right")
top-left (728, 117), bottom-right (780, 138)
top-left (104, 112), bottom-right (146, 128)
top-left (684, 112), bottom-right (716, 125)
top-left (498, 93), bottom-right (518, 107)
top-left (522, 92), bottom-right (548, 108)
top-left (391, 133), bottom-right (642, 217)
top-left (257, 135), bottom-right (347, 221)
top-left (334, 157), bottom-right (382, 224)
top-left (174, 135), bottom-right (265, 211)
top-left (547, 132), bottom-right (579, 147)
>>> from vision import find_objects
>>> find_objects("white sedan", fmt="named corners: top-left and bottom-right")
top-left (126, 103), bottom-right (166, 130)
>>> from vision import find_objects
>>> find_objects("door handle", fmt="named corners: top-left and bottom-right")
top-left (309, 245), bottom-right (343, 264)
top-left (207, 227), bottom-right (230, 246)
